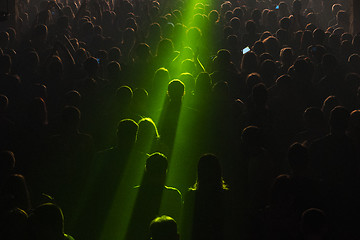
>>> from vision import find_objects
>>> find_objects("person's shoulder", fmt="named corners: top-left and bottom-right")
top-left (165, 186), bottom-right (182, 195)
top-left (64, 233), bottom-right (75, 240)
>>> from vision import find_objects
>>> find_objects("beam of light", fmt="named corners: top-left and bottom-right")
top-left (90, 0), bottom-right (216, 238)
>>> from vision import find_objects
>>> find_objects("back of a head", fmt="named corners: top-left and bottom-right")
top-left (0, 94), bottom-right (9, 113)
top-left (138, 117), bottom-right (159, 142)
top-left (107, 61), bottom-right (122, 80)
top-left (270, 174), bottom-right (294, 206)
top-left (117, 119), bottom-right (139, 146)
top-left (64, 90), bottom-right (81, 108)
top-left (62, 106), bottom-right (80, 131)
top-left (0, 54), bottom-right (11, 74)
top-left (84, 57), bottom-right (99, 76)
top-left (149, 215), bottom-right (178, 240)
top-left (28, 203), bottom-right (64, 239)
top-left (329, 106), bottom-right (349, 133)
top-left (108, 47), bottom-right (122, 62)
top-left (301, 208), bottom-right (327, 237)
top-left (252, 83), bottom-right (267, 106)
top-left (146, 152), bottom-right (168, 177)
top-left (28, 97), bottom-right (48, 125)
top-left (197, 153), bottom-right (223, 190)
top-left (288, 142), bottom-right (308, 174)
top-left (303, 107), bottom-right (324, 129)
top-left (115, 86), bottom-right (133, 107)
top-left (168, 79), bottom-right (185, 101)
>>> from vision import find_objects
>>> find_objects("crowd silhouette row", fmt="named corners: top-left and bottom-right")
top-left (0, 0), bottom-right (360, 239)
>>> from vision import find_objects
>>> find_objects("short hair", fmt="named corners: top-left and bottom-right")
top-left (301, 208), bottom-right (327, 235)
top-left (146, 152), bottom-right (168, 174)
top-left (329, 106), bottom-right (349, 132)
top-left (28, 203), bottom-right (64, 236)
top-left (149, 215), bottom-right (178, 240)
top-left (117, 119), bottom-right (139, 139)
top-left (168, 80), bottom-right (185, 100)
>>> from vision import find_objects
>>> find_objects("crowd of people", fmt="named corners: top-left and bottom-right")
top-left (0, 0), bottom-right (359, 239)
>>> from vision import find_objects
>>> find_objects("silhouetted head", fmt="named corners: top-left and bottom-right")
top-left (117, 119), bottom-right (138, 149)
top-left (106, 61), bottom-right (121, 81)
top-left (28, 97), bottom-right (48, 126)
top-left (108, 47), bottom-right (122, 62)
top-left (263, 36), bottom-right (280, 59)
top-left (288, 142), bottom-right (308, 175)
top-left (180, 59), bottom-right (196, 75)
top-left (84, 57), bottom-right (99, 77)
top-left (241, 51), bottom-right (258, 74)
top-left (292, 0), bottom-right (302, 14)
top-left (336, 10), bottom-right (349, 26)
top-left (179, 73), bottom-right (195, 94)
top-left (0, 151), bottom-right (15, 177)
top-left (195, 72), bottom-right (212, 97)
top-left (212, 81), bottom-right (229, 101)
top-left (246, 73), bottom-right (262, 95)
top-left (137, 118), bottom-right (159, 146)
top-left (252, 83), bottom-right (267, 107)
top-left (0, 54), bottom-right (11, 74)
top-left (0, 31), bottom-right (9, 49)
top-left (253, 41), bottom-right (265, 55)
top-left (301, 208), bottom-right (327, 238)
top-left (145, 152), bottom-right (168, 183)
top-left (153, 68), bottom-right (170, 92)
top-left (279, 17), bottom-right (290, 30)
top-left (28, 203), bottom-right (65, 240)
top-left (270, 174), bottom-right (294, 207)
top-left (156, 38), bottom-right (174, 59)
top-left (64, 90), bottom-right (81, 108)
top-left (329, 106), bottom-right (349, 134)
top-left (313, 28), bottom-right (325, 45)
top-left (133, 88), bottom-right (148, 107)
top-left (208, 10), bottom-right (219, 23)
top-left (62, 106), bottom-right (81, 132)
top-left (0, 94), bottom-right (9, 114)
top-left (348, 110), bottom-right (360, 138)
top-left (149, 215), bottom-right (179, 240)
top-left (303, 107), bottom-right (324, 130)
top-left (195, 153), bottom-right (227, 191)
top-left (135, 43), bottom-right (151, 60)
top-left (167, 80), bottom-right (185, 102)
top-left (245, 20), bottom-right (256, 34)
top-left (321, 96), bottom-right (340, 122)
top-left (115, 86), bottom-right (133, 108)
top-left (0, 208), bottom-right (28, 240)
top-left (241, 125), bottom-right (263, 149)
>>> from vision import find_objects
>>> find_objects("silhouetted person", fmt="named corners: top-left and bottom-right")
top-left (301, 208), bottom-right (328, 240)
top-left (294, 107), bottom-right (327, 147)
top-left (157, 80), bottom-right (184, 156)
top-left (309, 106), bottom-right (357, 231)
top-left (28, 203), bottom-right (74, 240)
top-left (46, 106), bottom-right (93, 234)
top-left (0, 95), bottom-right (16, 151)
top-left (182, 154), bottom-right (231, 240)
top-left (126, 152), bottom-right (182, 240)
top-left (0, 151), bottom-right (31, 212)
top-left (0, 208), bottom-right (28, 240)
